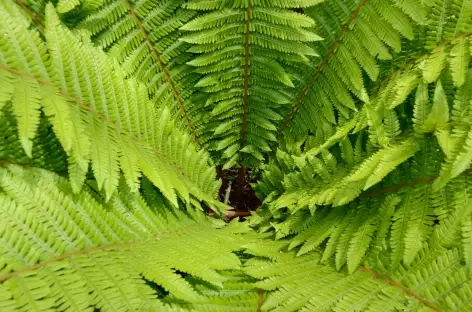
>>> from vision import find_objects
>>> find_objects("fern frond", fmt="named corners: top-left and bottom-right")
top-left (0, 164), bottom-right (249, 310)
top-left (77, 0), bottom-right (202, 141)
top-left (182, 0), bottom-right (321, 166)
top-left (252, 134), bottom-right (472, 274)
top-left (269, 136), bottom-right (420, 210)
top-left (280, 0), bottom-right (427, 142)
top-left (246, 249), bottom-right (440, 311)
top-left (0, 1), bottom-right (222, 209)
top-left (346, 215), bottom-right (378, 273)
top-left (434, 69), bottom-right (472, 189)
top-left (246, 242), bottom-right (471, 311)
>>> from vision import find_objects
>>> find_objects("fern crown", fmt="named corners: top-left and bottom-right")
top-left (1, 0), bottom-right (472, 311)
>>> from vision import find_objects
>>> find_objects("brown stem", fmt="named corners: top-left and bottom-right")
top-left (123, 0), bottom-right (199, 144)
top-left (257, 288), bottom-right (264, 311)
top-left (235, 166), bottom-right (247, 209)
top-left (225, 210), bottom-right (252, 218)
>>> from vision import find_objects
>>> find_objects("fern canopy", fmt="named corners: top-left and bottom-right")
top-left (1, 0), bottom-right (472, 311)
top-left (181, 0), bottom-right (322, 168)
top-left (0, 164), bottom-right (252, 311)
top-left (0, 0), bottom-right (223, 211)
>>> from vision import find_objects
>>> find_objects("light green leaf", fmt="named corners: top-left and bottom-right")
top-left (413, 82), bottom-right (430, 132)
top-left (347, 216), bottom-right (378, 273)
top-left (12, 77), bottom-right (42, 157)
top-left (57, 0), bottom-right (81, 13)
top-left (449, 38), bottom-right (470, 87)
top-left (421, 47), bottom-right (447, 83)
top-left (423, 81), bottom-right (449, 132)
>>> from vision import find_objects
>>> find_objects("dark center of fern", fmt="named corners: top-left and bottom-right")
top-left (218, 168), bottom-right (261, 214)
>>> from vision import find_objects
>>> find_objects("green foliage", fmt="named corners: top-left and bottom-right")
top-left (280, 0), bottom-right (427, 142)
top-left (0, 164), bottom-right (252, 311)
top-left (0, 0), bottom-right (222, 211)
top-left (1, 0), bottom-right (472, 311)
top-left (181, 0), bottom-right (322, 167)
top-left (245, 248), bottom-right (472, 311)
top-left (75, 0), bottom-right (206, 142)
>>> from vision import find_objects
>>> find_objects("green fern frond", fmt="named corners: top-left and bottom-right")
top-left (280, 0), bottom-right (427, 142)
top-left (181, 0), bottom-right (321, 167)
top-left (0, 1), bottom-right (222, 209)
top-left (268, 136), bottom-right (419, 211)
top-left (434, 69), bottom-right (472, 189)
top-left (0, 164), bottom-right (250, 310)
top-left (246, 242), bottom-right (472, 311)
top-left (77, 0), bottom-right (202, 141)
top-left (252, 135), bottom-right (472, 274)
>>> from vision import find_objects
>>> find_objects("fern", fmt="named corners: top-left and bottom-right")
top-left (181, 0), bottom-right (322, 167)
top-left (249, 1), bottom-right (472, 309)
top-left (280, 0), bottom-right (426, 142)
top-left (76, 0), bottom-right (202, 140)
top-left (2, 0), bottom-right (472, 311)
top-left (0, 0), bottom-right (223, 211)
top-left (0, 164), bottom-right (253, 310)
top-left (246, 178), bottom-right (472, 310)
